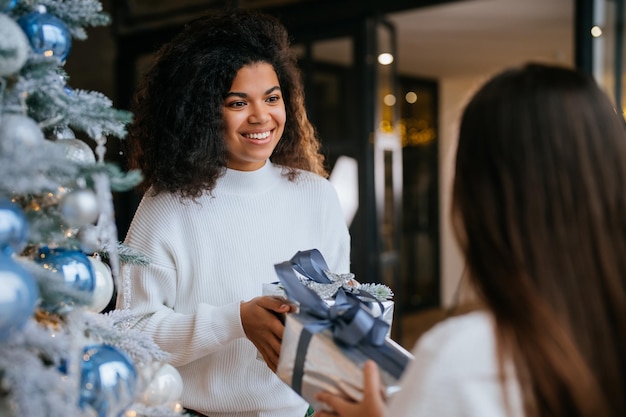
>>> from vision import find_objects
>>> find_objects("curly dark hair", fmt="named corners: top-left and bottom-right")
top-left (127, 9), bottom-right (326, 199)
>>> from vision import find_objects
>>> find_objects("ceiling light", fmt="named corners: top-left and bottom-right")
top-left (591, 26), bottom-right (603, 37)
top-left (383, 94), bottom-right (396, 106)
top-left (378, 53), bottom-right (394, 65)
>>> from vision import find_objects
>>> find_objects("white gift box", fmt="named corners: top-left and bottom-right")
top-left (276, 312), bottom-right (413, 412)
top-left (270, 249), bottom-right (411, 412)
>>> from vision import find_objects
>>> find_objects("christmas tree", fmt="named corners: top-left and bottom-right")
top-left (0, 1), bottom-right (182, 416)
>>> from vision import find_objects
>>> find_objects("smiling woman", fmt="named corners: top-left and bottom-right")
top-left (223, 63), bottom-right (286, 171)
top-left (117, 8), bottom-right (351, 417)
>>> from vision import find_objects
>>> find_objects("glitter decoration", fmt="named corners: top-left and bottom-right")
top-left (297, 268), bottom-right (393, 302)
top-left (55, 139), bottom-right (97, 165)
top-left (300, 270), bottom-right (356, 299)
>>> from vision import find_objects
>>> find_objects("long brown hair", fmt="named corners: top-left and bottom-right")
top-left (452, 63), bottom-right (626, 417)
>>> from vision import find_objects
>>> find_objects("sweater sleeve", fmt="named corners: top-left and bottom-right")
top-left (117, 195), bottom-right (247, 367)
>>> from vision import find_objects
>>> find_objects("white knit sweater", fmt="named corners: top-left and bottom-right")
top-left (118, 161), bottom-right (351, 417)
top-left (388, 312), bottom-right (523, 417)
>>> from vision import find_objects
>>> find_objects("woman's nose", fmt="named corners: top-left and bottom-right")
top-left (248, 104), bottom-right (271, 124)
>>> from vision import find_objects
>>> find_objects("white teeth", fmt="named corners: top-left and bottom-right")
top-left (245, 131), bottom-right (270, 140)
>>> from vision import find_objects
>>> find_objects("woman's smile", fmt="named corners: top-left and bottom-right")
top-left (241, 129), bottom-right (273, 141)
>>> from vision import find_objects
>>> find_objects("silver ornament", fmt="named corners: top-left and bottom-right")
top-left (0, 14), bottom-right (30, 76)
top-left (54, 139), bottom-right (96, 165)
top-left (140, 363), bottom-right (183, 406)
top-left (77, 224), bottom-right (101, 253)
top-left (52, 126), bottom-right (76, 139)
top-left (0, 114), bottom-right (45, 156)
top-left (59, 189), bottom-right (100, 226)
top-left (86, 256), bottom-right (114, 313)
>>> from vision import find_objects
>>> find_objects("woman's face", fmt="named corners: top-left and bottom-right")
top-left (222, 62), bottom-right (286, 171)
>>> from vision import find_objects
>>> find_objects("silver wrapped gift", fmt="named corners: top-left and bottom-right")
top-left (276, 312), bottom-right (412, 412)
top-left (272, 250), bottom-right (412, 412)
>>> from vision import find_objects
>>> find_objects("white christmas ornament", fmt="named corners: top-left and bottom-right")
top-left (140, 363), bottom-right (184, 406)
top-left (59, 188), bottom-right (100, 226)
top-left (0, 13), bottom-right (30, 76)
top-left (86, 256), bottom-right (114, 313)
top-left (0, 114), bottom-right (45, 156)
top-left (77, 224), bottom-right (101, 253)
top-left (50, 127), bottom-right (97, 166)
top-left (55, 138), bottom-right (97, 165)
top-left (52, 126), bottom-right (76, 140)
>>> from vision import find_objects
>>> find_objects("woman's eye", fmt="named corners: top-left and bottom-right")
top-left (266, 95), bottom-right (281, 103)
top-left (227, 101), bottom-right (246, 108)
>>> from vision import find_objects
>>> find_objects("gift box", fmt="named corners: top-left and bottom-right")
top-left (273, 251), bottom-right (413, 412)
top-left (263, 249), bottom-right (395, 330)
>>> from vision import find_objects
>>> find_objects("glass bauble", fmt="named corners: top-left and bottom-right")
top-left (0, 253), bottom-right (39, 342)
top-left (140, 363), bottom-right (183, 406)
top-left (79, 344), bottom-right (138, 417)
top-left (59, 189), bottom-right (100, 227)
top-left (35, 247), bottom-right (95, 312)
top-left (86, 257), bottom-right (114, 313)
top-left (0, 198), bottom-right (29, 256)
top-left (18, 9), bottom-right (72, 62)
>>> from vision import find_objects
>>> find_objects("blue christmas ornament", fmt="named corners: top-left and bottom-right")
top-left (0, 198), bottom-right (29, 256)
top-left (0, 0), bottom-right (17, 12)
top-left (36, 247), bottom-right (95, 292)
top-left (0, 252), bottom-right (40, 342)
top-left (18, 9), bottom-right (72, 62)
top-left (79, 344), bottom-right (138, 417)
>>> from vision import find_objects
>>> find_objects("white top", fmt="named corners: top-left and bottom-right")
top-left (118, 161), bottom-right (351, 417)
top-left (388, 311), bottom-right (524, 417)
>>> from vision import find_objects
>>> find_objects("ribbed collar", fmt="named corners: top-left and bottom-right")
top-left (213, 161), bottom-right (284, 196)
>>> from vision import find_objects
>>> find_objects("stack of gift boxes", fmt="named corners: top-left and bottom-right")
top-left (264, 249), bottom-right (413, 411)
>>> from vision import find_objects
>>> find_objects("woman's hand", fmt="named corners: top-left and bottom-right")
top-left (240, 295), bottom-right (296, 372)
top-left (315, 360), bottom-right (386, 417)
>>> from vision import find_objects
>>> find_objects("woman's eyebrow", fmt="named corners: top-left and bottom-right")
top-left (225, 86), bottom-right (281, 98)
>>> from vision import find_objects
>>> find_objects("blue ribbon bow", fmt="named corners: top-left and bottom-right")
top-left (287, 249), bottom-right (386, 314)
top-left (274, 250), bottom-right (410, 395)
top-left (289, 249), bottom-right (333, 284)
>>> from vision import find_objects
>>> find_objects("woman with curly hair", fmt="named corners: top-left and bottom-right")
top-left (316, 63), bottom-right (626, 417)
top-left (118, 9), bottom-right (350, 417)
